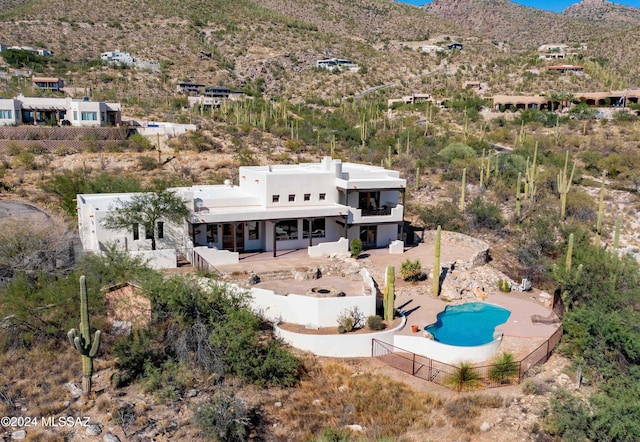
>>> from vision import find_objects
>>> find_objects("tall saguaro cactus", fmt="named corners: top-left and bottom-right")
top-left (432, 225), bottom-right (441, 296)
top-left (594, 171), bottom-right (606, 246)
top-left (383, 266), bottom-right (395, 322)
top-left (566, 233), bottom-right (574, 273)
top-left (524, 142), bottom-right (539, 202)
top-left (68, 275), bottom-right (102, 396)
top-left (557, 151), bottom-right (576, 219)
top-left (459, 168), bottom-right (467, 211)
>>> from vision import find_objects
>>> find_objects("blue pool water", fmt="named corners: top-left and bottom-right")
top-left (425, 302), bottom-right (511, 346)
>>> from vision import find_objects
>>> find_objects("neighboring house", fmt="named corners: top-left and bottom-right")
top-left (3, 45), bottom-right (51, 56)
top-left (77, 157), bottom-right (406, 268)
top-left (491, 95), bottom-right (550, 111)
top-left (464, 81), bottom-right (481, 90)
top-left (447, 42), bottom-right (463, 50)
top-left (100, 50), bottom-right (136, 65)
top-left (177, 82), bottom-right (205, 94)
top-left (188, 86), bottom-right (245, 108)
top-left (387, 93), bottom-right (434, 108)
top-left (0, 95), bottom-right (121, 126)
top-left (316, 58), bottom-right (360, 72)
top-left (547, 65), bottom-right (583, 73)
top-left (538, 44), bottom-right (568, 53)
top-left (32, 76), bottom-right (64, 91)
top-left (420, 45), bottom-right (443, 54)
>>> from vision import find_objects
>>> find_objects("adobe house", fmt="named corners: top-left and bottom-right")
top-left (77, 157), bottom-right (407, 269)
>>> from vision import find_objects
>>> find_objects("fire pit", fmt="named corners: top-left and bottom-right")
top-left (307, 287), bottom-right (345, 297)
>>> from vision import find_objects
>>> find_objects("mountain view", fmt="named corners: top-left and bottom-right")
top-left (1, 0), bottom-right (640, 440)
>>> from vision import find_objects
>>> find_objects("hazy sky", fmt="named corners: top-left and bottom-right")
top-left (399, 0), bottom-right (640, 13)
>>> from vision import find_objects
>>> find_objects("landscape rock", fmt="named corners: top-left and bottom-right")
top-left (479, 421), bottom-right (491, 432)
top-left (11, 430), bottom-right (26, 440)
top-left (103, 433), bottom-right (121, 442)
top-left (86, 424), bottom-right (102, 436)
top-left (345, 424), bottom-right (364, 432)
top-left (65, 382), bottom-right (83, 398)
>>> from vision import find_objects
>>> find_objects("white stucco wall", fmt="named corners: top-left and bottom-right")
top-left (129, 249), bottom-right (177, 269)
top-left (275, 315), bottom-right (406, 357)
top-left (308, 237), bottom-right (349, 257)
top-left (193, 246), bottom-right (239, 265)
top-left (393, 334), bottom-right (504, 364)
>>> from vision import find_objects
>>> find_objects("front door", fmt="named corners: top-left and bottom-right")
top-left (222, 223), bottom-right (244, 251)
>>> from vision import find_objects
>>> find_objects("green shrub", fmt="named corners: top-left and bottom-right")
top-left (367, 315), bottom-right (386, 331)
top-left (438, 142), bottom-right (475, 162)
top-left (466, 197), bottom-right (504, 231)
top-left (497, 279), bottom-right (511, 293)
top-left (400, 259), bottom-right (423, 282)
top-left (350, 237), bottom-right (362, 258)
top-left (137, 155), bottom-right (158, 170)
top-left (488, 353), bottom-right (519, 384)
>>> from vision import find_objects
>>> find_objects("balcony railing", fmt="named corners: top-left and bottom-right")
top-left (361, 205), bottom-right (392, 217)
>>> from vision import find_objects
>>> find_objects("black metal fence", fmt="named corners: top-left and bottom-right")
top-left (372, 326), bottom-right (563, 390)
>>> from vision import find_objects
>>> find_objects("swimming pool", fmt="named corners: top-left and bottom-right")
top-left (425, 302), bottom-right (511, 346)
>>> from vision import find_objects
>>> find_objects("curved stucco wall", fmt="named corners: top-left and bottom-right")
top-left (393, 333), bottom-right (503, 364)
top-left (275, 315), bottom-right (407, 357)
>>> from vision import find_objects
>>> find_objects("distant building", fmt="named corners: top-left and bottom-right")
top-left (447, 42), bottom-right (463, 50)
top-left (0, 95), bottom-right (121, 127)
top-left (100, 50), bottom-right (136, 65)
top-left (464, 81), bottom-right (481, 90)
top-left (420, 45), bottom-right (443, 54)
top-left (177, 82), bottom-right (205, 94)
top-left (547, 65), bottom-right (583, 73)
top-left (188, 86), bottom-right (245, 108)
top-left (387, 93), bottom-right (434, 108)
top-left (32, 76), bottom-right (64, 92)
top-left (316, 58), bottom-right (360, 72)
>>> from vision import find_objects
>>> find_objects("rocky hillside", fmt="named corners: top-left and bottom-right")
top-left (563, 0), bottom-right (640, 23)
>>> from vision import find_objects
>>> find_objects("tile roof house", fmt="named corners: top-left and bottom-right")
top-left (77, 157), bottom-right (406, 268)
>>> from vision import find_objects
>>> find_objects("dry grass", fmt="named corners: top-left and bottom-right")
top-left (272, 358), bottom-right (442, 440)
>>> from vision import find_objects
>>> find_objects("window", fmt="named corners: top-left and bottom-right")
top-left (272, 195), bottom-right (280, 203)
top-left (81, 111), bottom-right (97, 121)
top-left (275, 220), bottom-right (298, 240)
top-left (206, 224), bottom-right (218, 244)
top-left (303, 218), bottom-right (326, 238)
top-left (247, 222), bottom-right (259, 240)
top-left (304, 193), bottom-right (310, 201)
top-left (157, 221), bottom-right (164, 239)
top-left (288, 194), bottom-right (295, 202)
top-left (319, 193), bottom-right (326, 201)
top-left (132, 223), bottom-right (139, 241)
top-left (0, 110), bottom-right (12, 119)
top-left (73, 111), bottom-right (77, 121)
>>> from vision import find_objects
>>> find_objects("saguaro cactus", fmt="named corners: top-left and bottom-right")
top-left (415, 166), bottom-right (421, 189)
top-left (566, 233), bottom-right (574, 272)
top-left (383, 265), bottom-right (395, 321)
top-left (432, 225), bottom-right (441, 296)
top-left (515, 171), bottom-right (522, 219)
top-left (68, 275), bottom-right (102, 396)
top-left (557, 151), bottom-right (575, 219)
top-left (594, 171), bottom-right (606, 246)
top-left (459, 168), bottom-right (467, 211)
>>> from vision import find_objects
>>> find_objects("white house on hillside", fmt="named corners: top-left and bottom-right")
top-left (0, 95), bottom-right (121, 126)
top-left (77, 157), bottom-right (406, 268)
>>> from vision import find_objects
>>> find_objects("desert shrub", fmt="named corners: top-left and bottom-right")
top-left (128, 133), bottom-right (153, 151)
top-left (400, 259), bottom-right (423, 282)
top-left (418, 201), bottom-right (467, 232)
top-left (466, 197), bottom-right (504, 231)
top-left (367, 315), bottom-right (386, 331)
top-left (438, 142), bottom-right (475, 162)
top-left (445, 362), bottom-right (482, 392)
top-left (193, 390), bottom-right (250, 442)
top-left (113, 329), bottom-right (166, 387)
top-left (137, 155), bottom-right (158, 170)
top-left (444, 395), bottom-right (503, 427)
top-left (13, 151), bottom-right (36, 169)
top-left (489, 353), bottom-right (519, 384)
top-left (350, 237), bottom-right (362, 257)
top-left (337, 306), bottom-right (365, 333)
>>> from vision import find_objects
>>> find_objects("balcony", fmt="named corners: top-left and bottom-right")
top-left (349, 204), bottom-right (403, 224)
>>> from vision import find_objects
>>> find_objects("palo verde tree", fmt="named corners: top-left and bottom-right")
top-left (102, 189), bottom-right (190, 250)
